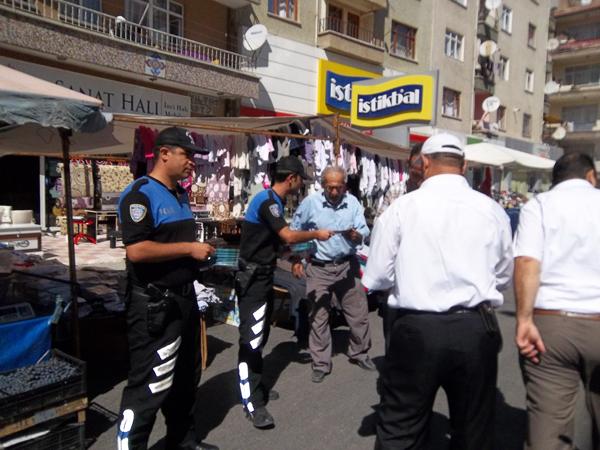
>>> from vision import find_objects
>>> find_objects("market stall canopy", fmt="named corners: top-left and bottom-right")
top-left (465, 142), bottom-right (555, 170)
top-left (504, 148), bottom-right (556, 170)
top-left (0, 113), bottom-right (410, 159)
top-left (0, 64), bottom-right (106, 132)
top-left (464, 142), bottom-right (515, 167)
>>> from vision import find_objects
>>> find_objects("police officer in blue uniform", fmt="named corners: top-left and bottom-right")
top-left (236, 156), bottom-right (333, 429)
top-left (117, 127), bottom-right (217, 450)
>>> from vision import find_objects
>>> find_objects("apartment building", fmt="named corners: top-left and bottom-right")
top-left (0, 0), bottom-right (260, 117)
top-left (547, 0), bottom-right (600, 159)
top-left (472, 0), bottom-right (551, 155)
top-left (235, 0), bottom-right (550, 150)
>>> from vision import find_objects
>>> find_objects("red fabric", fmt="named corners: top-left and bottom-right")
top-left (479, 167), bottom-right (492, 197)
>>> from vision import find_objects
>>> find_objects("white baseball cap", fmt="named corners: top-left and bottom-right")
top-left (421, 133), bottom-right (464, 156)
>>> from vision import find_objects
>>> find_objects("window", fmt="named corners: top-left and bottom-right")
top-left (496, 56), bottom-right (510, 81)
top-left (347, 12), bottom-right (360, 39)
top-left (565, 65), bottom-right (600, 86)
top-left (564, 22), bottom-right (600, 40)
top-left (497, 106), bottom-right (506, 131)
top-left (522, 113), bottom-right (532, 138)
top-left (442, 88), bottom-right (461, 118)
top-left (391, 22), bottom-right (417, 59)
top-left (563, 105), bottom-right (598, 131)
top-left (451, 0), bottom-right (467, 6)
top-left (62, 0), bottom-right (101, 23)
top-left (525, 70), bottom-right (535, 92)
top-left (327, 4), bottom-right (343, 33)
top-left (501, 6), bottom-right (512, 33)
top-left (528, 23), bottom-right (536, 48)
top-left (445, 30), bottom-right (464, 60)
top-left (125, 0), bottom-right (183, 35)
top-left (268, 0), bottom-right (298, 21)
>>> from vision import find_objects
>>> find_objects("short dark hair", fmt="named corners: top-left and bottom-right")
top-left (552, 152), bottom-right (595, 187)
top-left (409, 142), bottom-right (423, 163)
top-left (426, 152), bottom-right (465, 168)
top-left (152, 144), bottom-right (176, 160)
top-left (273, 171), bottom-right (295, 183)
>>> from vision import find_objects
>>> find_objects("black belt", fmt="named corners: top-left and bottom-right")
top-left (238, 258), bottom-right (274, 274)
top-left (131, 282), bottom-right (193, 297)
top-left (310, 255), bottom-right (354, 267)
top-left (396, 302), bottom-right (488, 315)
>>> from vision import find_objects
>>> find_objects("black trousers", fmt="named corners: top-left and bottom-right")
top-left (237, 271), bottom-right (274, 412)
top-left (117, 283), bottom-right (201, 450)
top-left (376, 309), bottom-right (501, 450)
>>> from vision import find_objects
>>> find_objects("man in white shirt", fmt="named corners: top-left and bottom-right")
top-left (364, 133), bottom-right (513, 450)
top-left (513, 152), bottom-right (600, 450)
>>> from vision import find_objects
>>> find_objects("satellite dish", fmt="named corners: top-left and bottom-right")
top-left (479, 40), bottom-right (498, 57)
top-left (243, 24), bottom-right (268, 52)
top-left (552, 126), bottom-right (567, 140)
top-left (485, 0), bottom-right (502, 10)
top-left (544, 80), bottom-right (560, 95)
top-left (115, 15), bottom-right (127, 24)
top-left (482, 96), bottom-right (501, 113)
top-left (547, 38), bottom-right (560, 51)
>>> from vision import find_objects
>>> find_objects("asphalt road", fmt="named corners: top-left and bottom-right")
top-left (86, 288), bottom-right (592, 450)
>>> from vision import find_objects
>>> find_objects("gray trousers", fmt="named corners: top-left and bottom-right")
top-left (306, 258), bottom-right (371, 372)
top-left (521, 314), bottom-right (600, 450)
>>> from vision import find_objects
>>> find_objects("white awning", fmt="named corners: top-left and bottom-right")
top-left (465, 142), bottom-right (555, 170)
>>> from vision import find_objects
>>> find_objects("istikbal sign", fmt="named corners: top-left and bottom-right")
top-left (351, 74), bottom-right (437, 128)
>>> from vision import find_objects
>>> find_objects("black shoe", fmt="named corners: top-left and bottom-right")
top-left (311, 369), bottom-right (327, 383)
top-left (246, 406), bottom-right (275, 429)
top-left (268, 389), bottom-right (280, 401)
top-left (350, 356), bottom-right (377, 371)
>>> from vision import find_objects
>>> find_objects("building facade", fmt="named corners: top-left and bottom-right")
top-left (547, 0), bottom-right (600, 160)
top-left (235, 0), bottom-right (551, 151)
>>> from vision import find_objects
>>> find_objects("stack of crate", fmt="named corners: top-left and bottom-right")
top-left (0, 350), bottom-right (87, 449)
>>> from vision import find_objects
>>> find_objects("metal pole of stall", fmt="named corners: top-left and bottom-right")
top-left (59, 128), bottom-right (81, 358)
top-left (333, 113), bottom-right (341, 161)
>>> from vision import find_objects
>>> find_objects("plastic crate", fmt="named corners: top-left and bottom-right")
top-left (7, 422), bottom-right (84, 450)
top-left (0, 350), bottom-right (86, 427)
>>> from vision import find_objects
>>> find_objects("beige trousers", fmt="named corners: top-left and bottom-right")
top-left (521, 314), bottom-right (600, 450)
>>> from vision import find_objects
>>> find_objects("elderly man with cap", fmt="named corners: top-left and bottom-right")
top-left (236, 156), bottom-right (333, 429)
top-left (291, 165), bottom-right (374, 384)
top-left (364, 133), bottom-right (513, 450)
top-left (514, 152), bottom-right (600, 450)
top-left (117, 127), bottom-right (217, 450)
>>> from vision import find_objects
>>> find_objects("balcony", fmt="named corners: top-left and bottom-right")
top-left (547, 83), bottom-right (600, 103)
top-left (332, 0), bottom-right (386, 11)
top-left (477, 8), bottom-right (498, 41)
top-left (317, 17), bottom-right (384, 65)
top-left (0, 0), bottom-right (259, 99)
top-left (551, 38), bottom-right (600, 62)
top-left (211, 0), bottom-right (260, 7)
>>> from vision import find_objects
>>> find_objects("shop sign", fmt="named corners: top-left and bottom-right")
top-left (0, 56), bottom-right (190, 116)
top-left (190, 94), bottom-right (219, 116)
top-left (350, 74), bottom-right (437, 128)
top-left (317, 59), bottom-right (379, 117)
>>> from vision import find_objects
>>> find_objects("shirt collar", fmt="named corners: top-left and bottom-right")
top-left (552, 179), bottom-right (594, 191)
top-left (420, 174), bottom-right (469, 189)
top-left (320, 192), bottom-right (348, 210)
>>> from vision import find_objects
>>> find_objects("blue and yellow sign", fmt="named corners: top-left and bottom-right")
top-left (317, 59), bottom-right (380, 117)
top-left (350, 74), bottom-right (437, 128)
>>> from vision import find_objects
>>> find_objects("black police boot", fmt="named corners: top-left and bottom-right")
top-left (246, 405), bottom-right (275, 429)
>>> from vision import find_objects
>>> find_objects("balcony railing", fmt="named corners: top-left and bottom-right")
top-left (318, 16), bottom-right (384, 49)
top-left (0, 0), bottom-right (251, 71)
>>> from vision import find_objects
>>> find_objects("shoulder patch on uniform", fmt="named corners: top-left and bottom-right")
top-left (269, 204), bottom-right (281, 218)
top-left (130, 204), bottom-right (147, 222)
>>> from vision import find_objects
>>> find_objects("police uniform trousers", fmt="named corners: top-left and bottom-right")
top-left (306, 258), bottom-right (371, 373)
top-left (117, 282), bottom-right (201, 450)
top-left (521, 314), bottom-right (600, 450)
top-left (237, 271), bottom-right (274, 413)
top-left (376, 308), bottom-right (501, 450)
